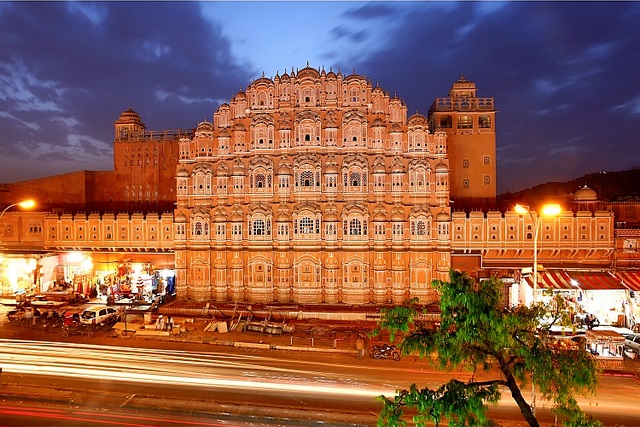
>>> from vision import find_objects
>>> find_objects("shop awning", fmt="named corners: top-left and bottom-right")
top-left (566, 271), bottom-right (625, 291)
top-left (524, 270), bottom-right (574, 290)
top-left (614, 271), bottom-right (640, 292)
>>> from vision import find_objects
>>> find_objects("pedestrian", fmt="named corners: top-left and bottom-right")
top-left (156, 315), bottom-right (164, 331)
top-left (166, 315), bottom-right (174, 332)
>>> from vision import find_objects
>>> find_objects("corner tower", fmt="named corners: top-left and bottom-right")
top-left (428, 76), bottom-right (496, 211)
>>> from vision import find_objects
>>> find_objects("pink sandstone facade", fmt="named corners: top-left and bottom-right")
top-left (0, 67), bottom-right (625, 304)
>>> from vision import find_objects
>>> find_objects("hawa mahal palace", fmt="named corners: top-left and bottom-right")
top-left (0, 65), bottom-right (635, 306)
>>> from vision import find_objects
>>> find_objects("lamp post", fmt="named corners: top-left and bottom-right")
top-left (0, 199), bottom-right (36, 222)
top-left (0, 200), bottom-right (36, 243)
top-left (0, 199), bottom-right (36, 295)
top-left (514, 203), bottom-right (562, 305)
top-left (514, 202), bottom-right (561, 416)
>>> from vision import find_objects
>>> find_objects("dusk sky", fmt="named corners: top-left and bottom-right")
top-left (1, 2), bottom-right (638, 194)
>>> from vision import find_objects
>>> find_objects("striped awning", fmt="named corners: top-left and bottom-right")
top-left (524, 270), bottom-right (574, 290)
top-left (615, 271), bottom-right (640, 292)
top-left (566, 271), bottom-right (625, 291)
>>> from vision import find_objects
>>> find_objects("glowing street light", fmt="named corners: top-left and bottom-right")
top-left (0, 199), bottom-right (36, 221)
top-left (514, 202), bottom-right (561, 416)
top-left (0, 199), bottom-right (36, 242)
top-left (514, 203), bottom-right (562, 304)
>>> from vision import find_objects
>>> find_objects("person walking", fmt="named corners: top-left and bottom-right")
top-left (166, 315), bottom-right (174, 333)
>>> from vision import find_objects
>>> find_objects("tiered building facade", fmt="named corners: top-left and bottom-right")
top-left (173, 66), bottom-right (456, 303)
top-left (0, 66), bottom-right (623, 305)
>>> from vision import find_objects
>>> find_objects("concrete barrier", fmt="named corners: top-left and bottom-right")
top-left (136, 329), bottom-right (170, 337)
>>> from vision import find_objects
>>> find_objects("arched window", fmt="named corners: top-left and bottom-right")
top-left (195, 221), bottom-right (203, 236)
top-left (300, 217), bottom-right (314, 234)
top-left (417, 220), bottom-right (426, 235)
top-left (255, 173), bottom-right (265, 188)
top-left (253, 219), bottom-right (265, 235)
top-left (349, 219), bottom-right (362, 235)
top-left (301, 171), bottom-right (314, 187)
top-left (350, 172), bottom-right (361, 187)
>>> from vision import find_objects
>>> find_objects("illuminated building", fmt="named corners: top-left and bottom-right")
top-left (0, 66), bottom-right (628, 306)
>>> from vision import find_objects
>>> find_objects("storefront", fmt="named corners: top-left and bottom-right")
top-left (0, 253), bottom-right (60, 297)
top-left (5, 251), bottom-right (177, 303)
top-left (520, 269), bottom-right (631, 327)
top-left (568, 271), bottom-right (628, 327)
top-left (521, 269), bottom-right (580, 309)
top-left (585, 329), bottom-right (625, 370)
top-left (614, 270), bottom-right (640, 331)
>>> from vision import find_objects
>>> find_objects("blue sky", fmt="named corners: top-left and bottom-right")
top-left (1, 1), bottom-right (639, 194)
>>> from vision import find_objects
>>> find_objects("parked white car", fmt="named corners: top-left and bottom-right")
top-left (624, 334), bottom-right (640, 351)
top-left (79, 305), bottom-right (120, 326)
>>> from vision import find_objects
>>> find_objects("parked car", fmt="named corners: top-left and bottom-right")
top-left (79, 305), bottom-right (120, 326)
top-left (624, 334), bottom-right (640, 351)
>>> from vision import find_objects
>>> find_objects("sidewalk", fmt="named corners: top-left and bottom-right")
top-left (0, 300), bottom-right (384, 357)
top-left (116, 313), bottom-right (373, 356)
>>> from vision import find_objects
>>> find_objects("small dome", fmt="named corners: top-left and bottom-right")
top-left (115, 107), bottom-right (145, 127)
top-left (324, 211), bottom-right (338, 222)
top-left (231, 208), bottom-right (244, 222)
top-left (117, 107), bottom-right (141, 121)
top-left (324, 204), bottom-right (338, 221)
top-left (373, 157), bottom-right (386, 173)
top-left (174, 212), bottom-right (187, 223)
top-left (276, 205), bottom-right (291, 222)
top-left (216, 163), bottom-right (229, 176)
top-left (391, 206), bottom-right (405, 221)
top-left (574, 185), bottom-right (598, 202)
top-left (373, 207), bottom-right (387, 221)
top-left (196, 121), bottom-right (213, 132)
top-left (232, 160), bottom-right (245, 175)
top-left (371, 117), bottom-right (385, 127)
top-left (392, 158), bottom-right (404, 173)
top-left (437, 211), bottom-right (450, 221)
top-left (277, 164), bottom-right (292, 175)
top-left (324, 115), bottom-right (338, 128)
top-left (325, 256), bottom-right (339, 268)
top-left (325, 164), bottom-right (338, 174)
top-left (435, 161), bottom-right (448, 173)
top-left (177, 167), bottom-right (189, 178)
top-left (215, 211), bottom-right (227, 222)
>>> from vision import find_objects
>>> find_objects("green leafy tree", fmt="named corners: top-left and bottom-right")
top-left (375, 270), bottom-right (603, 427)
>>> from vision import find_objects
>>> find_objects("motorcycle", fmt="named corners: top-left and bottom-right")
top-left (60, 312), bottom-right (95, 338)
top-left (372, 344), bottom-right (401, 361)
top-left (41, 311), bottom-right (64, 331)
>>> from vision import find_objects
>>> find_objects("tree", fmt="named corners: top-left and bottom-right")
top-left (375, 270), bottom-right (603, 427)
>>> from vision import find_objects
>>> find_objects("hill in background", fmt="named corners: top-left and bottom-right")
top-left (497, 167), bottom-right (640, 212)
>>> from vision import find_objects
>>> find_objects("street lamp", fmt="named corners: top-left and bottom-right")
top-left (514, 202), bottom-right (561, 416)
top-left (0, 199), bottom-right (36, 241)
top-left (514, 203), bottom-right (562, 305)
top-left (0, 199), bottom-right (36, 221)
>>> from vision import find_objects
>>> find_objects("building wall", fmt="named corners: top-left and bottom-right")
top-left (450, 209), bottom-right (615, 270)
top-left (428, 76), bottom-right (496, 211)
top-left (173, 66), bottom-right (453, 303)
top-left (0, 65), bottom-right (628, 304)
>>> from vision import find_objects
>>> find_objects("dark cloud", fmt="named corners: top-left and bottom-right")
top-left (0, 2), bottom-right (251, 181)
top-left (1, 2), bottom-right (639, 194)
top-left (346, 2), bottom-right (640, 192)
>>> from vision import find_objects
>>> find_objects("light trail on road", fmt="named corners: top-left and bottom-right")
top-left (0, 339), bottom-right (395, 399)
top-left (2, 338), bottom-right (639, 426)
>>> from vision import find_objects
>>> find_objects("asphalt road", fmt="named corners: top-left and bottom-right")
top-left (1, 304), bottom-right (640, 426)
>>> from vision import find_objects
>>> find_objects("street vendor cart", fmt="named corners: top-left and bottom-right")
top-left (585, 329), bottom-right (625, 370)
